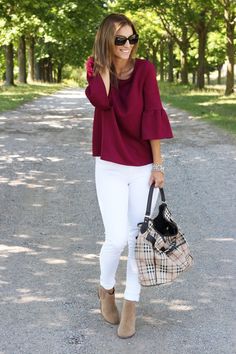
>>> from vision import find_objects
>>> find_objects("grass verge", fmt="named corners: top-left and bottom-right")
top-left (0, 82), bottom-right (67, 113)
top-left (159, 82), bottom-right (236, 134)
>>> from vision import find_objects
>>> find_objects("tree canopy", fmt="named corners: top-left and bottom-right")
top-left (0, 0), bottom-right (235, 94)
top-left (0, 0), bottom-right (107, 83)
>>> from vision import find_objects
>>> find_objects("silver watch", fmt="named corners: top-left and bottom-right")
top-left (152, 163), bottom-right (165, 173)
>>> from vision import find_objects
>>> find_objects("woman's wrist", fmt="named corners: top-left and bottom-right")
top-left (152, 162), bottom-right (164, 174)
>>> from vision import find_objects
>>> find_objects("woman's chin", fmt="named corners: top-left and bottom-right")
top-left (115, 53), bottom-right (131, 60)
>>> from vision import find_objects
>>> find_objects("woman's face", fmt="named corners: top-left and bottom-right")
top-left (113, 24), bottom-right (134, 61)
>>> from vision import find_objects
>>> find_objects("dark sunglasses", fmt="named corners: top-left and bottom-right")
top-left (114, 34), bottom-right (139, 46)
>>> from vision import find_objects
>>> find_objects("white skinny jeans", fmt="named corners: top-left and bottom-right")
top-left (95, 157), bottom-right (159, 302)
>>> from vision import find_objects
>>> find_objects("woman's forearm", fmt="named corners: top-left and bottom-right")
top-left (150, 140), bottom-right (163, 164)
top-left (100, 67), bottom-right (110, 96)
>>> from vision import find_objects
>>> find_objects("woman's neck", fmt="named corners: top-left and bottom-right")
top-left (113, 58), bottom-right (135, 80)
top-left (113, 58), bottom-right (132, 75)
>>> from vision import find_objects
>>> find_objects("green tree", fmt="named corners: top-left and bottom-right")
top-left (0, 1), bottom-right (17, 85)
top-left (123, 9), bottom-right (170, 80)
top-left (207, 31), bottom-right (225, 84)
top-left (151, 0), bottom-right (195, 85)
top-left (0, 0), bottom-right (53, 84)
top-left (187, 0), bottom-right (219, 89)
top-left (216, 0), bottom-right (235, 95)
top-left (111, 0), bottom-right (194, 84)
top-left (0, 0), bottom-right (107, 85)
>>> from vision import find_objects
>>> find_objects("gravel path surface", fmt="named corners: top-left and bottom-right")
top-left (0, 88), bottom-right (235, 354)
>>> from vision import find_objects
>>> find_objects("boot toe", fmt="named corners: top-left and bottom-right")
top-left (117, 300), bottom-right (136, 339)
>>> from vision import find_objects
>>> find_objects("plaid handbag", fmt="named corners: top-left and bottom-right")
top-left (135, 185), bottom-right (193, 286)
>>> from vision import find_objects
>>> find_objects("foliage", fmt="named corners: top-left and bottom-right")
top-left (207, 30), bottom-right (226, 71)
top-left (109, 0), bottom-right (235, 92)
top-left (62, 65), bottom-right (87, 87)
top-left (0, 0), bottom-right (107, 80)
top-left (0, 0), bottom-right (235, 96)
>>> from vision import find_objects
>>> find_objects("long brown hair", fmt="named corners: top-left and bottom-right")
top-left (92, 13), bottom-right (138, 84)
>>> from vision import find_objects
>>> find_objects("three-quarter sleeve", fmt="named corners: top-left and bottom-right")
top-left (85, 57), bottom-right (112, 111)
top-left (141, 62), bottom-right (173, 140)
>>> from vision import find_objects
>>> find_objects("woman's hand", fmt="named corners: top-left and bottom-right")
top-left (85, 56), bottom-right (94, 77)
top-left (149, 171), bottom-right (164, 188)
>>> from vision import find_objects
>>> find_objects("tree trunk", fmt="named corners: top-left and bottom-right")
top-left (45, 58), bottom-right (50, 82)
top-left (53, 69), bottom-right (57, 83)
top-left (192, 71), bottom-right (196, 84)
top-left (206, 71), bottom-right (210, 85)
top-left (57, 63), bottom-right (63, 83)
top-left (152, 45), bottom-right (158, 71)
top-left (5, 43), bottom-right (14, 86)
top-left (180, 27), bottom-right (189, 84)
top-left (41, 58), bottom-right (46, 82)
top-left (45, 57), bottom-right (53, 83)
top-left (197, 12), bottom-right (207, 89)
top-left (217, 65), bottom-right (222, 84)
top-left (35, 61), bottom-right (41, 81)
top-left (159, 41), bottom-right (164, 81)
top-left (35, 59), bottom-right (45, 81)
top-left (225, 6), bottom-right (235, 95)
top-left (48, 57), bottom-right (53, 82)
top-left (18, 35), bottom-right (27, 83)
top-left (176, 70), bottom-right (180, 81)
top-left (28, 36), bottom-right (35, 81)
top-left (180, 50), bottom-right (188, 84)
top-left (168, 38), bottom-right (174, 82)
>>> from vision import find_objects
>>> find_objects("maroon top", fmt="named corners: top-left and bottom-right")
top-left (85, 57), bottom-right (173, 166)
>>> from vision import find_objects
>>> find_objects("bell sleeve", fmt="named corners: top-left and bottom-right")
top-left (141, 62), bottom-right (173, 140)
top-left (85, 56), bottom-right (112, 111)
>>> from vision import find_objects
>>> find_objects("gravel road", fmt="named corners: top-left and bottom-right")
top-left (0, 88), bottom-right (235, 354)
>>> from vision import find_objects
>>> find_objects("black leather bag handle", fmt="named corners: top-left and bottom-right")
top-left (144, 184), bottom-right (166, 219)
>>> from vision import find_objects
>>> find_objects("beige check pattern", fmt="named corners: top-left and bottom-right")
top-left (135, 218), bottom-right (193, 287)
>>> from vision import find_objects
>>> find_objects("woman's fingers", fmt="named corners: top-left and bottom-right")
top-left (149, 171), bottom-right (164, 188)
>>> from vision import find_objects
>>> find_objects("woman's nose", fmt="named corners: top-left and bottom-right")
top-left (123, 40), bottom-right (131, 48)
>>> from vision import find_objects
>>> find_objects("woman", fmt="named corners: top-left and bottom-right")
top-left (85, 13), bottom-right (173, 339)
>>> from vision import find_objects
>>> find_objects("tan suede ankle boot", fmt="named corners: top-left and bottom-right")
top-left (117, 300), bottom-right (136, 338)
top-left (98, 286), bottom-right (120, 325)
